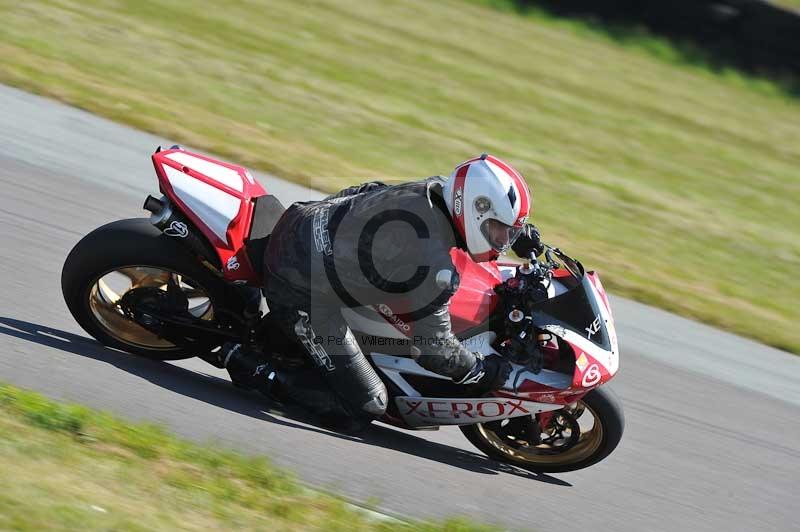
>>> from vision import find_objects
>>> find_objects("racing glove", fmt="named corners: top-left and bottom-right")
top-left (511, 224), bottom-right (544, 259)
top-left (454, 354), bottom-right (512, 392)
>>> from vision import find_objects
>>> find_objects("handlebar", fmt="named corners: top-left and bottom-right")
top-left (495, 243), bottom-right (584, 373)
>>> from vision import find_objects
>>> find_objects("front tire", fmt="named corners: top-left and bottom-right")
top-left (460, 386), bottom-right (624, 473)
top-left (61, 218), bottom-right (230, 360)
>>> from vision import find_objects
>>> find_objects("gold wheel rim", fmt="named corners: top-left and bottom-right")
top-left (477, 402), bottom-right (604, 466)
top-left (88, 266), bottom-right (214, 350)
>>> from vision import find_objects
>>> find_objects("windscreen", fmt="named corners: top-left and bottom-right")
top-left (530, 272), bottom-right (611, 351)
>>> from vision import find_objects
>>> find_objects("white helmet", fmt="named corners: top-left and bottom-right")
top-left (443, 154), bottom-right (532, 262)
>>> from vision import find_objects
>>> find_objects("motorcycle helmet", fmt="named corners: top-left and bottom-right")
top-left (443, 153), bottom-right (532, 262)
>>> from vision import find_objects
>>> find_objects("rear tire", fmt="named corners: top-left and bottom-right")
top-left (61, 218), bottom-right (230, 360)
top-left (460, 386), bottom-right (624, 473)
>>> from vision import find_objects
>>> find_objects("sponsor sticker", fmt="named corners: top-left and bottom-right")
top-left (581, 364), bottom-right (602, 387)
top-left (312, 207), bottom-right (332, 256)
top-left (454, 188), bottom-right (463, 216)
top-left (576, 352), bottom-right (588, 372)
top-left (164, 220), bottom-right (188, 238)
top-left (585, 316), bottom-right (601, 339)
top-left (399, 397), bottom-right (533, 423)
top-left (377, 303), bottom-right (411, 333)
top-left (226, 256), bottom-right (240, 271)
top-left (539, 393), bottom-right (556, 403)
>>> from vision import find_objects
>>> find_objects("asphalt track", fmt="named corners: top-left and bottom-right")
top-left (0, 84), bottom-right (798, 531)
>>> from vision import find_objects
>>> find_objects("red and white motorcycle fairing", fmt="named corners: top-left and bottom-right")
top-left (151, 148), bottom-right (266, 283)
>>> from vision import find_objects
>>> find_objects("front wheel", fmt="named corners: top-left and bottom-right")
top-left (460, 386), bottom-right (624, 473)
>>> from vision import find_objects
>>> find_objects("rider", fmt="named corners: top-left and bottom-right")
top-left (223, 153), bottom-right (544, 429)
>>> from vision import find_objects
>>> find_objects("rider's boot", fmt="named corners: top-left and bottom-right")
top-left (219, 343), bottom-right (277, 396)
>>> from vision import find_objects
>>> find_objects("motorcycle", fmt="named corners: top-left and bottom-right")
top-left (62, 147), bottom-right (624, 473)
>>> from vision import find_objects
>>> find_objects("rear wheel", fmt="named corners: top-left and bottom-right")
top-left (62, 218), bottom-right (234, 360)
top-left (460, 386), bottom-right (624, 473)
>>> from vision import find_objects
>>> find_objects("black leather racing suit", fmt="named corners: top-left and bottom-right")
top-left (263, 177), bottom-right (479, 419)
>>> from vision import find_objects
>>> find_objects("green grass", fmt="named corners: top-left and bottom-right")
top-left (0, 383), bottom-right (497, 531)
top-left (0, 0), bottom-right (798, 352)
top-left (473, 0), bottom-right (800, 91)
top-left (773, 0), bottom-right (800, 11)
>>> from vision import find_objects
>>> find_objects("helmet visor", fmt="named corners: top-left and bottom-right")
top-left (480, 218), bottom-right (523, 253)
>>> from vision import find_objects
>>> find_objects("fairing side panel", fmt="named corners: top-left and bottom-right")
top-left (448, 249), bottom-right (503, 333)
top-left (586, 271), bottom-right (619, 363)
top-left (152, 148), bottom-right (267, 284)
top-left (163, 165), bottom-right (240, 243)
top-left (395, 395), bottom-right (562, 427)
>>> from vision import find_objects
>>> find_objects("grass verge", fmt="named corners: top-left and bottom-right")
top-left (0, 0), bottom-right (798, 352)
top-left (471, 0), bottom-right (800, 92)
top-left (0, 383), bottom-right (496, 531)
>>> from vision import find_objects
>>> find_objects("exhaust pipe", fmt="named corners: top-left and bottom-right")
top-left (142, 195), bottom-right (220, 270)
